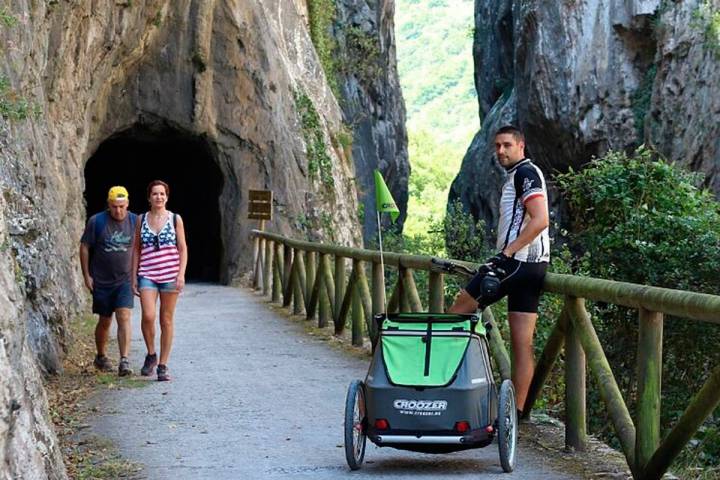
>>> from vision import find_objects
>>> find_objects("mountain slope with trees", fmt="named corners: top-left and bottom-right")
top-left (395, 0), bottom-right (477, 237)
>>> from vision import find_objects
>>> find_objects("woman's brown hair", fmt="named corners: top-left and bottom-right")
top-left (146, 180), bottom-right (170, 198)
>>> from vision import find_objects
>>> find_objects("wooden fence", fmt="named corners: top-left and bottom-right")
top-left (251, 230), bottom-right (720, 480)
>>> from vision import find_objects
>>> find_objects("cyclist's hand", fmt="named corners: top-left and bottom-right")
top-left (485, 252), bottom-right (510, 268)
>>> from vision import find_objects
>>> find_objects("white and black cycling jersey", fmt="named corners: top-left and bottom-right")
top-left (496, 158), bottom-right (550, 263)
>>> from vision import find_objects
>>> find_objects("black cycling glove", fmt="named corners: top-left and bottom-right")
top-left (485, 251), bottom-right (510, 268)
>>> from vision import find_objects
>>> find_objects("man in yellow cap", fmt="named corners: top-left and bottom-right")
top-left (79, 186), bottom-right (138, 376)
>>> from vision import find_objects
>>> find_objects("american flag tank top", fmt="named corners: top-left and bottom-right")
top-left (137, 212), bottom-right (181, 283)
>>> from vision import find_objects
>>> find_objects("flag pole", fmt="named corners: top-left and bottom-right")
top-left (377, 210), bottom-right (388, 314)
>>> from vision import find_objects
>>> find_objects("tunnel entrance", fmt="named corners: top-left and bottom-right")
top-left (84, 126), bottom-right (224, 282)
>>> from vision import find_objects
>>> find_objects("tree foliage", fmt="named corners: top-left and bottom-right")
top-left (396, 0), bottom-right (477, 146)
top-left (557, 147), bottom-right (720, 292)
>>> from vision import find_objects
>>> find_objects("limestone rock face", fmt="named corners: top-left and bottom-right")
top-left (0, 0), bottom-right (404, 476)
top-left (0, 181), bottom-right (67, 479)
top-left (334, 0), bottom-right (410, 241)
top-left (453, 0), bottom-right (719, 237)
top-left (649, 2), bottom-right (720, 193)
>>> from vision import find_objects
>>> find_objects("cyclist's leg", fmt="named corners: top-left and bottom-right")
top-left (447, 290), bottom-right (478, 313)
top-left (507, 311), bottom-right (536, 412)
top-left (506, 261), bottom-right (547, 412)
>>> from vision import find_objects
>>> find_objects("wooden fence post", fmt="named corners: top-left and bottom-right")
top-left (398, 267), bottom-right (409, 312)
top-left (387, 281), bottom-right (400, 313)
top-left (252, 233), bottom-right (260, 286)
top-left (337, 269), bottom-right (357, 336)
top-left (306, 251), bottom-right (317, 321)
top-left (568, 296), bottom-right (636, 470)
top-left (272, 242), bottom-right (283, 303)
top-left (428, 272), bottom-right (444, 312)
top-left (635, 309), bottom-right (663, 473)
top-left (351, 286), bottom-right (363, 346)
top-left (335, 256), bottom-right (346, 325)
top-left (356, 260), bottom-right (374, 342)
top-left (402, 268), bottom-right (423, 312)
top-left (255, 235), bottom-right (265, 291)
top-left (293, 250), bottom-right (306, 315)
top-left (320, 253), bottom-right (335, 325)
top-left (644, 363), bottom-right (720, 479)
top-left (565, 298), bottom-right (587, 452)
top-left (319, 280), bottom-right (330, 327)
top-left (263, 239), bottom-right (273, 296)
top-left (282, 245), bottom-right (293, 306)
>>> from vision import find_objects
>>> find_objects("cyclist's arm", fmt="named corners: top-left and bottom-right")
top-left (502, 196), bottom-right (548, 257)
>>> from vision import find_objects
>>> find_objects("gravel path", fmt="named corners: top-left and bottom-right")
top-left (87, 284), bottom-right (584, 479)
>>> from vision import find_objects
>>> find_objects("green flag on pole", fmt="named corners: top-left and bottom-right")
top-left (374, 169), bottom-right (400, 222)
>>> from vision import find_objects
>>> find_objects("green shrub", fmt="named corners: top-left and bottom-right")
top-left (557, 146), bottom-right (720, 471)
top-left (307, 0), bottom-right (339, 96)
top-left (340, 26), bottom-right (381, 86)
top-left (557, 147), bottom-right (720, 291)
top-left (0, 75), bottom-right (38, 121)
top-left (294, 89), bottom-right (334, 188)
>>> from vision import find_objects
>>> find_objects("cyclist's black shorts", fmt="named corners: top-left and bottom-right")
top-left (464, 258), bottom-right (548, 313)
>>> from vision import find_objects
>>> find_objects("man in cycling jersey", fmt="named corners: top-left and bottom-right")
top-left (449, 125), bottom-right (550, 416)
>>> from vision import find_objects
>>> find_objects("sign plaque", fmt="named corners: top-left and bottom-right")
top-left (248, 190), bottom-right (273, 220)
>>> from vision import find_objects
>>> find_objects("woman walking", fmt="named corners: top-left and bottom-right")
top-left (132, 180), bottom-right (188, 381)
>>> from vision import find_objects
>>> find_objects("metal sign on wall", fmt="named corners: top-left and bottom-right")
top-left (248, 190), bottom-right (273, 220)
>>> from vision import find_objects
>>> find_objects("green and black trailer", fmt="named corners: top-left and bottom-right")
top-left (344, 312), bottom-right (517, 472)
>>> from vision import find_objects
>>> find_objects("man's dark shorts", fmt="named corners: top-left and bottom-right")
top-left (465, 258), bottom-right (548, 313)
top-left (92, 281), bottom-right (134, 317)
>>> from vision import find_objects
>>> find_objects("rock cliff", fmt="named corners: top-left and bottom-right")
top-left (334, 0), bottom-right (410, 241)
top-left (451, 0), bottom-right (720, 239)
top-left (0, 1), bottom-right (405, 476)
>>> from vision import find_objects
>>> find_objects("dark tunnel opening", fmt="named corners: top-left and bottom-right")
top-left (84, 127), bottom-right (224, 282)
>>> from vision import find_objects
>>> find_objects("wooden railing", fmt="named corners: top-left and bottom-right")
top-left (251, 230), bottom-right (720, 480)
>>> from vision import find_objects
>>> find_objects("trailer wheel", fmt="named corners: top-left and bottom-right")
top-left (498, 379), bottom-right (517, 472)
top-left (344, 380), bottom-right (367, 470)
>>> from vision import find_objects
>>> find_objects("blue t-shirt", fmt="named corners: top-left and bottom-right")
top-left (81, 212), bottom-right (137, 287)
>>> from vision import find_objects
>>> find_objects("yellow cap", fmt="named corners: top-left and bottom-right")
top-left (107, 186), bottom-right (129, 202)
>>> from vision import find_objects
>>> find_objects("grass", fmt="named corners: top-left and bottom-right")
top-left (0, 7), bottom-right (17, 27)
top-left (74, 436), bottom-right (143, 480)
top-left (96, 373), bottom-right (148, 389)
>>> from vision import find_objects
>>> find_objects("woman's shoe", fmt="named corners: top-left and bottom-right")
top-left (157, 364), bottom-right (171, 382)
top-left (118, 357), bottom-right (132, 377)
top-left (140, 353), bottom-right (158, 376)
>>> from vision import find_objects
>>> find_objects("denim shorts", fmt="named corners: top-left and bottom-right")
top-left (138, 276), bottom-right (178, 293)
top-left (93, 281), bottom-right (134, 317)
